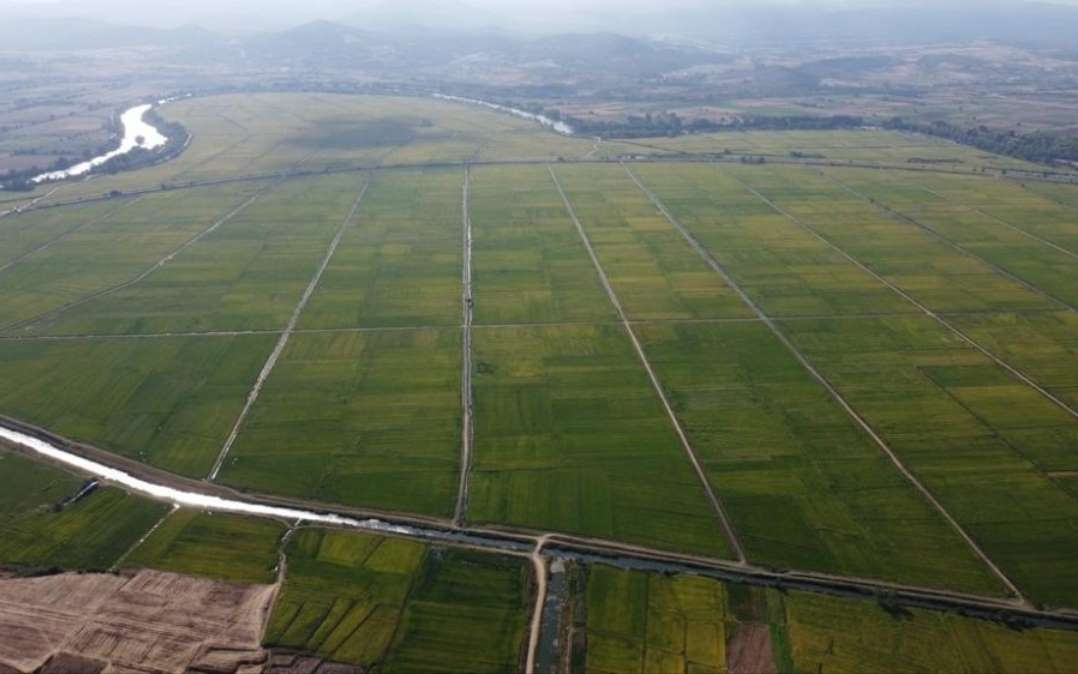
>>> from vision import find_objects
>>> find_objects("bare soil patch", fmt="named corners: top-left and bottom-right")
top-left (0, 569), bottom-right (274, 674)
top-left (727, 623), bottom-right (777, 674)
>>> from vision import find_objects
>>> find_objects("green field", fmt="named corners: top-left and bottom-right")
top-left (300, 168), bottom-right (463, 329)
top-left (818, 166), bottom-right (1078, 310)
top-left (629, 163), bottom-right (918, 317)
top-left (0, 199), bottom-right (128, 268)
top-left (0, 335), bottom-right (275, 476)
top-left (219, 329), bottom-right (462, 517)
top-left (470, 165), bottom-right (617, 325)
top-left (122, 509), bottom-right (286, 584)
top-left (265, 529), bottom-right (530, 672)
top-left (580, 563), bottom-right (1078, 674)
top-left (784, 589), bottom-right (1078, 673)
top-left (24, 175), bottom-right (362, 335)
top-left (552, 164), bottom-right (752, 321)
top-left (5, 94), bottom-right (1078, 656)
top-left (734, 165), bottom-right (1057, 314)
top-left (0, 182), bottom-right (268, 331)
top-left (584, 565), bottom-right (728, 674)
top-left (782, 315), bottom-right (1078, 607)
top-left (636, 321), bottom-right (1003, 594)
top-left (469, 323), bottom-right (733, 558)
top-left (0, 450), bottom-right (168, 572)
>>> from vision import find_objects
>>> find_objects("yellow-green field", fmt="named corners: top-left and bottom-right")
top-left (2, 92), bottom-right (1078, 671)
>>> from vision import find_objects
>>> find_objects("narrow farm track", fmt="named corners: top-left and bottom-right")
top-left (525, 535), bottom-right (552, 674)
top-left (3, 417), bottom-right (1078, 632)
top-left (824, 172), bottom-right (1078, 315)
top-left (454, 167), bottom-right (475, 527)
top-left (728, 171), bottom-right (1078, 424)
top-left (0, 196), bottom-right (145, 276)
top-left (0, 186), bottom-right (274, 334)
top-left (548, 165), bottom-right (748, 564)
top-left (208, 178), bottom-right (371, 480)
top-left (0, 308), bottom-right (1066, 344)
top-left (622, 163), bottom-right (1029, 604)
top-left (109, 504), bottom-right (178, 572)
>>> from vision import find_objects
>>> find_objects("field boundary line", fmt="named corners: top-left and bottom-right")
top-left (548, 165), bottom-right (748, 564)
top-left (208, 177), bottom-right (371, 480)
top-left (734, 169), bottom-right (1078, 425)
top-left (0, 196), bottom-right (145, 276)
top-left (0, 309), bottom-right (1065, 343)
top-left (822, 171), bottom-right (1078, 314)
top-left (1, 184), bottom-right (276, 334)
top-left (14, 152), bottom-right (1078, 222)
top-left (454, 166), bottom-right (475, 526)
top-left (623, 163), bottom-right (1026, 603)
top-left (109, 504), bottom-right (179, 572)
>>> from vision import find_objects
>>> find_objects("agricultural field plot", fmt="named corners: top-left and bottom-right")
top-left (0, 181), bottom-right (267, 332)
top-left (265, 529), bottom-right (530, 672)
top-left (300, 168), bottom-right (463, 329)
top-left (945, 311), bottom-right (1078, 411)
top-left (625, 128), bottom-right (1045, 173)
top-left (0, 335), bottom-right (276, 476)
top-left (219, 329), bottom-right (462, 517)
top-left (783, 589), bottom-right (1078, 674)
top-left (552, 164), bottom-right (753, 321)
top-left (122, 509), bottom-right (286, 584)
top-left (0, 450), bottom-right (168, 573)
top-left (1026, 180), bottom-right (1078, 213)
top-left (470, 165), bottom-right (617, 325)
top-left (820, 166), bottom-right (1078, 310)
top-left (636, 321), bottom-right (1002, 594)
top-left (628, 163), bottom-right (917, 318)
top-left (0, 199), bottom-right (127, 269)
top-left (24, 174), bottom-right (363, 336)
top-left (580, 564), bottom-right (1078, 674)
top-left (782, 316), bottom-right (1078, 608)
top-left (732, 165), bottom-right (1058, 314)
top-left (582, 565), bottom-right (729, 674)
top-left (898, 172), bottom-right (1078, 256)
top-left (468, 323), bottom-right (733, 558)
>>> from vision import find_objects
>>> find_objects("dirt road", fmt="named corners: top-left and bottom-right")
top-left (455, 167), bottom-right (475, 526)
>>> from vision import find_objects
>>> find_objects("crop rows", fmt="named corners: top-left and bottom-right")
top-left (2, 160), bottom-right (1078, 608)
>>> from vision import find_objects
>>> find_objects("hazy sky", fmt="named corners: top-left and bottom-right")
top-left (6, 0), bottom-right (1078, 33)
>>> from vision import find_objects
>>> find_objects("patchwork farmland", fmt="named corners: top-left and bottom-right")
top-left (3, 93), bottom-right (1078, 672)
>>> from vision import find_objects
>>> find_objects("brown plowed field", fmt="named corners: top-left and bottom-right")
top-left (0, 570), bottom-right (274, 673)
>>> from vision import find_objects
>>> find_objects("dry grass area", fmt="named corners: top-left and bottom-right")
top-left (0, 569), bottom-right (275, 674)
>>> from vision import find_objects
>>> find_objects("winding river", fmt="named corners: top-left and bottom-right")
top-left (434, 94), bottom-right (575, 135)
top-left (32, 104), bottom-right (169, 184)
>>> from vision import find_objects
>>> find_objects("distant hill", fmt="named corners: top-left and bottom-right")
top-left (0, 17), bottom-right (225, 51)
top-left (240, 20), bottom-right (722, 78)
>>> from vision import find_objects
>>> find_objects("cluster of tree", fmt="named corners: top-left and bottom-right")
top-left (883, 117), bottom-right (1078, 165)
top-left (553, 110), bottom-right (864, 139)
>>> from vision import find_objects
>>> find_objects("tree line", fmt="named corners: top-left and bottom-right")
top-left (883, 117), bottom-right (1078, 165)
